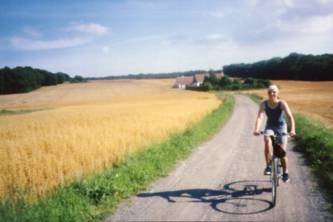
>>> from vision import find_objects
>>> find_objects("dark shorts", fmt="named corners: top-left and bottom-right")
top-left (264, 124), bottom-right (288, 145)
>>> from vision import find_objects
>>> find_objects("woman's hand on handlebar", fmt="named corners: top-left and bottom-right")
top-left (289, 130), bottom-right (296, 137)
top-left (253, 131), bottom-right (260, 136)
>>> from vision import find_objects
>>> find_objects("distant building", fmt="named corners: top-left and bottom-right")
top-left (213, 72), bottom-right (224, 79)
top-left (193, 73), bottom-right (209, 87)
top-left (174, 71), bottom-right (224, 89)
top-left (174, 76), bottom-right (195, 89)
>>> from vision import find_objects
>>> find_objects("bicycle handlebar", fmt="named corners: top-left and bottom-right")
top-left (260, 131), bottom-right (290, 137)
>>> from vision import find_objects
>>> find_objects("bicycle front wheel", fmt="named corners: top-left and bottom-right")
top-left (271, 158), bottom-right (278, 206)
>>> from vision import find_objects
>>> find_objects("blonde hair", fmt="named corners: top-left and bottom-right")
top-left (268, 85), bottom-right (279, 92)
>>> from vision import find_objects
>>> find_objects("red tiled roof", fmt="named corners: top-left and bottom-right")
top-left (194, 74), bottom-right (208, 83)
top-left (175, 76), bottom-right (194, 86)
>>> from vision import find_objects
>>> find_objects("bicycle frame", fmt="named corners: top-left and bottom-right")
top-left (270, 135), bottom-right (283, 206)
top-left (261, 131), bottom-right (287, 207)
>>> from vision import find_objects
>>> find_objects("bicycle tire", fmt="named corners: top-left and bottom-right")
top-left (271, 157), bottom-right (278, 206)
top-left (276, 158), bottom-right (282, 187)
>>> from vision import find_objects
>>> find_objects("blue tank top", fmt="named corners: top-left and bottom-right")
top-left (264, 101), bottom-right (286, 127)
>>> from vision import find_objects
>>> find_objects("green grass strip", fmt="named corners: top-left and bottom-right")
top-left (0, 108), bottom-right (49, 116)
top-left (294, 114), bottom-right (333, 211)
top-left (0, 94), bottom-right (235, 222)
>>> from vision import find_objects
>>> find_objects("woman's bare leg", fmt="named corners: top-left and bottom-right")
top-left (264, 136), bottom-right (272, 165)
top-left (280, 144), bottom-right (288, 173)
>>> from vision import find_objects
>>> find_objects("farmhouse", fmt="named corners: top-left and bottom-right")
top-left (174, 76), bottom-right (195, 89)
top-left (193, 73), bottom-right (209, 87)
top-left (174, 72), bottom-right (224, 89)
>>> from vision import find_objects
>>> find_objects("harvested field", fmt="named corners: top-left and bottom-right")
top-left (0, 79), bottom-right (221, 200)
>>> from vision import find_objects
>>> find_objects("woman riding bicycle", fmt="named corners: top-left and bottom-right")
top-left (253, 85), bottom-right (296, 183)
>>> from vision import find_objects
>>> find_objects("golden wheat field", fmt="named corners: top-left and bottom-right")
top-left (245, 80), bottom-right (333, 127)
top-left (0, 79), bottom-right (221, 200)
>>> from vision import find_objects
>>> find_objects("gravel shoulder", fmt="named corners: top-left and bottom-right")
top-left (107, 95), bottom-right (328, 222)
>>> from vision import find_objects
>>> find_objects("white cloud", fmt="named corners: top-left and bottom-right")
top-left (249, 0), bottom-right (259, 7)
top-left (283, 0), bottom-right (296, 8)
top-left (10, 22), bottom-right (110, 51)
top-left (111, 34), bottom-right (172, 47)
top-left (22, 26), bottom-right (41, 38)
top-left (305, 14), bottom-right (333, 33)
top-left (277, 14), bottom-right (333, 34)
top-left (205, 34), bottom-right (224, 40)
top-left (11, 36), bottom-right (91, 50)
top-left (193, 10), bottom-right (225, 18)
top-left (102, 46), bottom-right (110, 54)
top-left (67, 23), bottom-right (109, 35)
top-left (318, 0), bottom-right (333, 5)
top-left (207, 11), bottom-right (225, 18)
top-left (190, 9), bottom-right (225, 18)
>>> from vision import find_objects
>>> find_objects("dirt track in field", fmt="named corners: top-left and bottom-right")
top-left (107, 95), bottom-right (329, 222)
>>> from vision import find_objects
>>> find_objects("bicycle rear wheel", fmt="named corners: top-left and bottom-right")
top-left (271, 158), bottom-right (278, 206)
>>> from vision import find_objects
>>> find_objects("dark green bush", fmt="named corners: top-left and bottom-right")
top-left (219, 76), bottom-right (233, 88)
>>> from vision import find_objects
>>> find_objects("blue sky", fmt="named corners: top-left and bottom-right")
top-left (1, 0), bottom-right (333, 77)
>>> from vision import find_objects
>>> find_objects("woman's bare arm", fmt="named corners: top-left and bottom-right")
top-left (281, 100), bottom-right (296, 136)
top-left (253, 102), bottom-right (265, 135)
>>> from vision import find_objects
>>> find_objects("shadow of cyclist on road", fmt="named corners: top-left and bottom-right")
top-left (137, 180), bottom-right (274, 215)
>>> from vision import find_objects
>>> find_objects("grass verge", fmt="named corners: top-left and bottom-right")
top-left (294, 114), bottom-right (333, 213)
top-left (0, 108), bottom-right (49, 116)
top-left (0, 94), bottom-right (235, 222)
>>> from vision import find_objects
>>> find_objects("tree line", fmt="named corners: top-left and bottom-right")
top-left (90, 53), bottom-right (333, 81)
top-left (223, 53), bottom-right (333, 81)
top-left (2, 52), bottom-right (332, 94)
top-left (0, 66), bottom-right (85, 94)
top-left (86, 70), bottom-right (223, 80)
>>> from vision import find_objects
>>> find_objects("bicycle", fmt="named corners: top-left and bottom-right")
top-left (261, 131), bottom-right (288, 207)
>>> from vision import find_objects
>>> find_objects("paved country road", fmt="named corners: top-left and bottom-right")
top-left (107, 95), bottom-right (329, 222)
